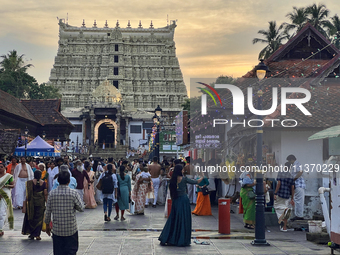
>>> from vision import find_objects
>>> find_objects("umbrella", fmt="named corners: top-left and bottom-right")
top-left (308, 125), bottom-right (340, 141)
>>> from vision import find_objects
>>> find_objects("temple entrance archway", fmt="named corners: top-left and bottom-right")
top-left (94, 119), bottom-right (118, 147)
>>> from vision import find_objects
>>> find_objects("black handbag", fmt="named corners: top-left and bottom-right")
top-left (202, 186), bottom-right (209, 196)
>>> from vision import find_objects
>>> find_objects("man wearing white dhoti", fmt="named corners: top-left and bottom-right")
top-left (12, 157), bottom-right (34, 209)
top-left (147, 157), bottom-right (162, 208)
top-left (47, 162), bottom-right (56, 193)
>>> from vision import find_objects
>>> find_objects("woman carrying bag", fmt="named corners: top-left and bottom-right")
top-left (192, 171), bottom-right (212, 216)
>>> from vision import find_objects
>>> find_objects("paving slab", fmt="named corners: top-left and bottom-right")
top-left (1, 205), bottom-right (340, 254)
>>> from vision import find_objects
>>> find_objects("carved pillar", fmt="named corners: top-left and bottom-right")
top-left (125, 117), bottom-right (129, 148)
top-left (116, 113), bottom-right (121, 148)
top-left (81, 119), bottom-right (86, 147)
top-left (90, 110), bottom-right (96, 146)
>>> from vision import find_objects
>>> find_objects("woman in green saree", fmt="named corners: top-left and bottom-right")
top-left (22, 170), bottom-right (47, 240)
top-left (240, 173), bottom-right (256, 229)
top-left (0, 162), bottom-right (15, 237)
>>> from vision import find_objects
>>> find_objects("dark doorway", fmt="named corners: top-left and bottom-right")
top-left (98, 123), bottom-right (114, 148)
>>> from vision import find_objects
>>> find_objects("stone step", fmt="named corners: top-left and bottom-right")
top-left (288, 220), bottom-right (309, 230)
top-left (306, 232), bottom-right (330, 244)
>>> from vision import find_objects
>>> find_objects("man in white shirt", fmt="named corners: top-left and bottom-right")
top-left (48, 158), bottom-right (63, 192)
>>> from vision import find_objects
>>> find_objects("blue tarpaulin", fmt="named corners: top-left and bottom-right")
top-left (14, 135), bottom-right (60, 157)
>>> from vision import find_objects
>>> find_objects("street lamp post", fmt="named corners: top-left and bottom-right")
top-left (252, 59), bottom-right (270, 246)
top-left (154, 105), bottom-right (162, 163)
top-left (24, 127), bottom-right (29, 157)
top-left (152, 113), bottom-right (159, 162)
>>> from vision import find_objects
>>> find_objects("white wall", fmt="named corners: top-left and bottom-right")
top-left (264, 130), bottom-right (325, 218)
top-left (128, 121), bottom-right (143, 150)
top-left (69, 120), bottom-right (83, 146)
top-left (280, 130), bottom-right (323, 196)
top-left (263, 130), bottom-right (282, 179)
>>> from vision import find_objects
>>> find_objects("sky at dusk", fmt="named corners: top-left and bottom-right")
top-left (1, 0), bottom-right (339, 97)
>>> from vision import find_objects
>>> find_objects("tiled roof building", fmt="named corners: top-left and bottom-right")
top-left (193, 23), bottom-right (340, 133)
top-left (0, 90), bottom-right (73, 148)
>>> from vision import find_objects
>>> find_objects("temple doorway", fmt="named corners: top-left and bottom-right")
top-left (94, 118), bottom-right (118, 148)
top-left (98, 123), bottom-right (114, 148)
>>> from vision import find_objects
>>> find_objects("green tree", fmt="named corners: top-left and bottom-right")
top-left (328, 14), bottom-right (340, 49)
top-left (0, 50), bottom-right (33, 73)
top-left (252, 21), bottom-right (288, 60)
top-left (181, 96), bottom-right (200, 115)
top-left (0, 50), bottom-right (33, 98)
top-left (214, 75), bottom-right (237, 85)
top-left (28, 82), bottom-right (62, 99)
top-left (0, 68), bottom-right (37, 99)
top-left (283, 7), bottom-right (309, 35)
top-left (306, 3), bottom-right (332, 37)
top-left (0, 50), bottom-right (61, 99)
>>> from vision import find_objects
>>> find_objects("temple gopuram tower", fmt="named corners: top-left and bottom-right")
top-left (48, 19), bottom-right (187, 155)
top-left (49, 19), bottom-right (187, 115)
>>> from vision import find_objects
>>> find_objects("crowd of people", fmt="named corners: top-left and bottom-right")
top-left (239, 154), bottom-right (305, 231)
top-left (1, 153), bottom-right (307, 246)
top-left (0, 154), bottom-right (215, 250)
top-left (0, 152), bottom-right (307, 252)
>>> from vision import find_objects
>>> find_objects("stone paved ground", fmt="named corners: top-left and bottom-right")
top-left (1, 205), bottom-right (339, 255)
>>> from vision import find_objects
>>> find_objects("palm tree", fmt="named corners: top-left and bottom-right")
top-left (283, 7), bottom-right (308, 36)
top-left (328, 14), bottom-right (340, 48)
top-left (0, 50), bottom-right (33, 73)
top-left (306, 3), bottom-right (332, 37)
top-left (0, 50), bottom-right (33, 98)
top-left (252, 21), bottom-right (288, 60)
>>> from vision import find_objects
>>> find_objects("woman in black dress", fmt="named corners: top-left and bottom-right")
top-left (159, 164), bottom-right (203, 246)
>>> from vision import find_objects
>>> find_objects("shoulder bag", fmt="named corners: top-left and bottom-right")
top-left (247, 190), bottom-right (256, 199)
top-left (96, 175), bottom-right (103, 191)
top-left (202, 186), bottom-right (209, 196)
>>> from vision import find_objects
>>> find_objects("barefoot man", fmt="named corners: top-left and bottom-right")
top-left (12, 157), bottom-right (34, 209)
top-left (147, 157), bottom-right (162, 208)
